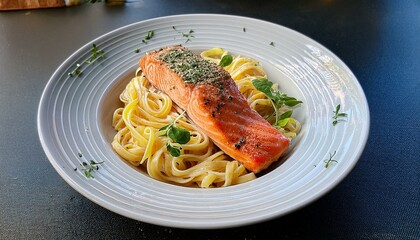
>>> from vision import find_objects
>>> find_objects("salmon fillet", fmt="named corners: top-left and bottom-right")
top-left (139, 45), bottom-right (290, 173)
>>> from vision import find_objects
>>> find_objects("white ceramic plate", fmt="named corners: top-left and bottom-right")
top-left (38, 14), bottom-right (369, 229)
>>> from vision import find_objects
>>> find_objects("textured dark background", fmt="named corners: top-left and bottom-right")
top-left (0, 0), bottom-right (419, 239)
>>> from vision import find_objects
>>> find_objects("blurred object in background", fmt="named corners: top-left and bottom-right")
top-left (0, 0), bottom-right (78, 10)
top-left (0, 0), bottom-right (128, 10)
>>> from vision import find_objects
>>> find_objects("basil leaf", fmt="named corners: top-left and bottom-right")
top-left (159, 123), bottom-right (172, 131)
top-left (219, 54), bottom-right (233, 67)
top-left (284, 99), bottom-right (303, 107)
top-left (253, 78), bottom-right (302, 128)
top-left (252, 78), bottom-right (276, 100)
top-left (159, 111), bottom-right (191, 156)
top-left (168, 125), bottom-right (191, 144)
top-left (277, 118), bottom-right (290, 127)
top-left (279, 110), bottom-right (293, 120)
top-left (166, 144), bottom-right (180, 157)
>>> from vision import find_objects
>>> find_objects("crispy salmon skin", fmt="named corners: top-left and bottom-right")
top-left (139, 45), bottom-right (290, 173)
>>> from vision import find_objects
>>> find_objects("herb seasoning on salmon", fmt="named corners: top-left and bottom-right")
top-left (161, 48), bottom-right (229, 84)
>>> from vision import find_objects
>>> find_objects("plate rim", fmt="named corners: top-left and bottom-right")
top-left (37, 13), bottom-right (370, 229)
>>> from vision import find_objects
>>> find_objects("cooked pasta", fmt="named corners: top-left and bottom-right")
top-left (111, 48), bottom-right (301, 188)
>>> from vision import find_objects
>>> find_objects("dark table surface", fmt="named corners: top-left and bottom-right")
top-left (1, 1), bottom-right (419, 239)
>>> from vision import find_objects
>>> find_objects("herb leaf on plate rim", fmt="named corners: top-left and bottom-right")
top-left (68, 43), bottom-right (105, 77)
top-left (76, 152), bottom-right (104, 178)
top-left (332, 104), bottom-right (348, 126)
top-left (172, 26), bottom-right (195, 43)
top-left (324, 150), bottom-right (338, 168)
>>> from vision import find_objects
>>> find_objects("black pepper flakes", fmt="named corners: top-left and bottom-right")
top-left (215, 102), bottom-right (225, 112)
top-left (234, 138), bottom-right (246, 149)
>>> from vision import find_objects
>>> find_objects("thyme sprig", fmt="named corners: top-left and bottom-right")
top-left (68, 64), bottom-right (82, 77)
top-left (332, 104), bottom-right (348, 126)
top-left (324, 150), bottom-right (338, 168)
top-left (134, 30), bottom-right (155, 53)
top-left (85, 43), bottom-right (105, 64)
top-left (172, 26), bottom-right (195, 43)
top-left (76, 153), bottom-right (104, 178)
top-left (81, 160), bottom-right (104, 178)
top-left (68, 43), bottom-right (105, 77)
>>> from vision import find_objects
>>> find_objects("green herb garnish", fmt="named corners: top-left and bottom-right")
top-left (68, 43), bottom-right (105, 77)
top-left (243, 27), bottom-right (246, 32)
top-left (134, 30), bottom-right (154, 53)
top-left (270, 42), bottom-right (275, 47)
top-left (172, 26), bottom-right (195, 43)
top-left (68, 64), bottom-right (82, 77)
top-left (81, 160), bottom-right (104, 178)
top-left (85, 43), bottom-right (105, 64)
top-left (277, 110), bottom-right (293, 127)
top-left (166, 144), bottom-right (181, 157)
top-left (160, 111), bottom-right (191, 157)
top-left (252, 78), bottom-right (302, 126)
top-left (142, 30), bottom-right (154, 44)
top-left (167, 125), bottom-right (190, 144)
top-left (332, 104), bottom-right (348, 126)
top-left (219, 54), bottom-right (233, 67)
top-left (324, 150), bottom-right (338, 168)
